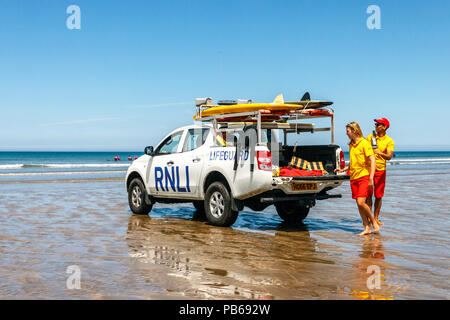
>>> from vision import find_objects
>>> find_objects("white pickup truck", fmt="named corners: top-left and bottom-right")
top-left (125, 105), bottom-right (349, 227)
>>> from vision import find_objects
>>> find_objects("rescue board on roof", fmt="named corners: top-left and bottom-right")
top-left (194, 103), bottom-right (302, 119)
top-left (194, 94), bottom-right (301, 119)
top-left (284, 100), bottom-right (333, 108)
top-left (194, 93), bottom-right (333, 120)
top-left (284, 91), bottom-right (333, 108)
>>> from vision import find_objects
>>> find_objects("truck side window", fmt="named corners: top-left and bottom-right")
top-left (182, 128), bottom-right (210, 152)
top-left (154, 131), bottom-right (183, 155)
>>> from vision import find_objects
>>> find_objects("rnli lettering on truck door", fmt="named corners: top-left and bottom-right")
top-left (154, 166), bottom-right (190, 192)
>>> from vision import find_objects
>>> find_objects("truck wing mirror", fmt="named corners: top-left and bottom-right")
top-left (144, 146), bottom-right (154, 156)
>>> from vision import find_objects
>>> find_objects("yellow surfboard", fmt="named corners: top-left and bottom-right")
top-left (194, 94), bottom-right (305, 120)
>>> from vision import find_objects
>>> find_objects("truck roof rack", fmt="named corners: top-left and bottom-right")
top-left (193, 96), bottom-right (336, 144)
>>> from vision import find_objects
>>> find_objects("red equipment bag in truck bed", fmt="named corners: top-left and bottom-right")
top-left (279, 167), bottom-right (324, 177)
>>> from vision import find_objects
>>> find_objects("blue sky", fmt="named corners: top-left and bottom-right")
top-left (0, 0), bottom-right (449, 151)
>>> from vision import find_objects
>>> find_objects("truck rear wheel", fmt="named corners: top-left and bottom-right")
top-left (128, 178), bottom-right (152, 215)
top-left (275, 202), bottom-right (310, 223)
top-left (204, 182), bottom-right (239, 227)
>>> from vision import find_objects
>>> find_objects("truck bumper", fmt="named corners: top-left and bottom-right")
top-left (259, 192), bottom-right (342, 204)
top-left (271, 174), bottom-right (350, 195)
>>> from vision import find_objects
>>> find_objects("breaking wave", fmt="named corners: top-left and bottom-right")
top-left (0, 163), bottom-right (131, 170)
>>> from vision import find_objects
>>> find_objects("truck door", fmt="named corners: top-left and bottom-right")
top-left (147, 130), bottom-right (186, 197)
top-left (179, 128), bottom-right (210, 197)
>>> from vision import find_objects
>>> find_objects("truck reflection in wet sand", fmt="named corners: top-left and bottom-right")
top-left (126, 206), bottom-right (397, 300)
top-left (126, 213), bottom-right (284, 299)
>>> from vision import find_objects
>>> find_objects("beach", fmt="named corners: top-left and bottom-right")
top-left (0, 152), bottom-right (449, 299)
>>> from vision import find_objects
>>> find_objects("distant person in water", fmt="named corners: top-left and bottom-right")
top-left (366, 118), bottom-right (395, 226)
top-left (335, 122), bottom-right (380, 235)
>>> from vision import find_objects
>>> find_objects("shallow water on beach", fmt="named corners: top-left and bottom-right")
top-left (0, 167), bottom-right (448, 299)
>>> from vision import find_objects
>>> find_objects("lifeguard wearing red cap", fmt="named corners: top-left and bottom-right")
top-left (366, 117), bottom-right (395, 228)
top-left (374, 118), bottom-right (390, 129)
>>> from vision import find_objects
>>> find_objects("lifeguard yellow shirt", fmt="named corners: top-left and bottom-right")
top-left (349, 138), bottom-right (374, 181)
top-left (366, 133), bottom-right (395, 171)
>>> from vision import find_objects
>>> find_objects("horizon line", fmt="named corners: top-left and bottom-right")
top-left (1, 146), bottom-right (450, 152)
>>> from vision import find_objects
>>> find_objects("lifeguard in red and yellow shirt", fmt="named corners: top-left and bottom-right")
top-left (335, 122), bottom-right (380, 236)
top-left (366, 118), bottom-right (394, 226)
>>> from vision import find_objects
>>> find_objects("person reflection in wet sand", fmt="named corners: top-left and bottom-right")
top-left (335, 122), bottom-right (379, 236)
top-left (360, 235), bottom-right (385, 260)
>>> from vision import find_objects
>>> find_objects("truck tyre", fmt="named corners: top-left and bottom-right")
top-left (275, 202), bottom-right (310, 223)
top-left (204, 182), bottom-right (239, 227)
top-left (128, 178), bottom-right (152, 215)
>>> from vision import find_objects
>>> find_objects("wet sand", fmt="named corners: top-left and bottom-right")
top-left (0, 168), bottom-right (449, 299)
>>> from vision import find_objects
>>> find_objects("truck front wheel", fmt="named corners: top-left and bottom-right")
top-left (275, 202), bottom-right (310, 223)
top-left (204, 182), bottom-right (239, 227)
top-left (128, 178), bottom-right (152, 215)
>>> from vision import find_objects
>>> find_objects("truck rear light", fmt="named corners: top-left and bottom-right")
top-left (339, 150), bottom-right (345, 169)
top-left (257, 151), bottom-right (272, 171)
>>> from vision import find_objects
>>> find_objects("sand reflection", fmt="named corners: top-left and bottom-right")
top-left (125, 212), bottom-right (336, 299)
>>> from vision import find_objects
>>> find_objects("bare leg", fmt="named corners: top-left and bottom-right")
top-left (356, 197), bottom-right (380, 235)
top-left (356, 198), bottom-right (372, 235)
top-left (357, 205), bottom-right (370, 227)
top-left (374, 197), bottom-right (384, 225)
top-left (366, 194), bottom-right (373, 211)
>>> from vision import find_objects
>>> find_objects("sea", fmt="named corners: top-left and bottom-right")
top-left (0, 151), bottom-right (449, 183)
top-left (0, 151), bottom-right (138, 182)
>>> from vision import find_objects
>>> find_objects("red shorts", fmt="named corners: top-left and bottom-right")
top-left (368, 170), bottom-right (386, 198)
top-left (350, 175), bottom-right (370, 199)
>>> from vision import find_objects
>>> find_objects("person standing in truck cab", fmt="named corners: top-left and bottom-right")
top-left (366, 118), bottom-right (395, 226)
top-left (335, 122), bottom-right (379, 236)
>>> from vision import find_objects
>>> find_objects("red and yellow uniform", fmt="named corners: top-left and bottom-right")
top-left (366, 133), bottom-right (395, 198)
top-left (366, 134), bottom-right (394, 171)
top-left (349, 137), bottom-right (374, 199)
top-left (349, 138), bottom-right (374, 181)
